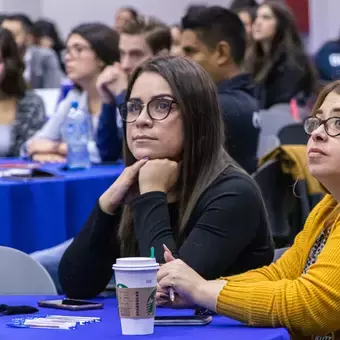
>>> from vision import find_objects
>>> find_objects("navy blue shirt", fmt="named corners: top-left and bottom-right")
top-left (315, 40), bottom-right (340, 81)
top-left (217, 74), bottom-right (260, 174)
top-left (96, 92), bottom-right (125, 162)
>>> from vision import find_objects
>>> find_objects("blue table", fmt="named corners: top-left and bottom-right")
top-left (0, 296), bottom-right (290, 340)
top-left (0, 160), bottom-right (124, 253)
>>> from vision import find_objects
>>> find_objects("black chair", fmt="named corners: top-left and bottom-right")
top-left (278, 123), bottom-right (309, 145)
top-left (253, 159), bottom-right (293, 248)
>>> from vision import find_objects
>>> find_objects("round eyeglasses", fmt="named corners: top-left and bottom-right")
top-left (304, 116), bottom-right (340, 137)
top-left (118, 98), bottom-right (177, 123)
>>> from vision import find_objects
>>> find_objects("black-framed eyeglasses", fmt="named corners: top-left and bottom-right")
top-left (63, 44), bottom-right (92, 62)
top-left (118, 98), bottom-right (177, 123)
top-left (304, 116), bottom-right (340, 137)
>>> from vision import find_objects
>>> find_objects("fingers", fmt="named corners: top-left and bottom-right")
top-left (97, 65), bottom-right (118, 86)
top-left (33, 154), bottom-right (66, 163)
top-left (157, 265), bottom-right (174, 288)
top-left (28, 140), bottom-right (59, 155)
top-left (164, 251), bottom-right (175, 263)
top-left (156, 291), bottom-right (169, 300)
top-left (163, 244), bottom-right (176, 263)
top-left (156, 291), bottom-right (171, 308)
top-left (125, 158), bottom-right (149, 180)
top-left (157, 258), bottom-right (187, 291)
top-left (57, 143), bottom-right (68, 156)
top-left (156, 298), bottom-right (171, 307)
top-left (157, 283), bottom-right (168, 296)
top-left (163, 244), bottom-right (171, 253)
top-left (114, 62), bottom-right (122, 70)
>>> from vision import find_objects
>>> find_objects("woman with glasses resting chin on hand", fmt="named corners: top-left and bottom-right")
top-left (58, 56), bottom-right (273, 299)
top-left (158, 81), bottom-right (340, 340)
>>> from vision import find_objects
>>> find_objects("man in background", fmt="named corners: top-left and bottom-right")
top-left (96, 15), bottom-right (172, 161)
top-left (181, 6), bottom-right (260, 174)
top-left (2, 14), bottom-right (63, 89)
top-left (98, 15), bottom-right (171, 105)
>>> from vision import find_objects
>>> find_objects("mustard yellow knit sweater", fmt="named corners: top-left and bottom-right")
top-left (217, 194), bottom-right (340, 339)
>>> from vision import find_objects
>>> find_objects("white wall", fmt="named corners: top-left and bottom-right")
top-left (41, 0), bottom-right (232, 38)
top-left (2, 0), bottom-right (42, 19)
top-left (309, 0), bottom-right (340, 53)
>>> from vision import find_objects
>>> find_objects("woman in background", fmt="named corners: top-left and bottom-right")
top-left (34, 19), bottom-right (65, 72)
top-left (230, 0), bottom-right (258, 11)
top-left (234, 7), bottom-right (256, 45)
top-left (25, 22), bottom-right (122, 163)
top-left (114, 7), bottom-right (138, 34)
top-left (58, 56), bottom-right (273, 299)
top-left (0, 28), bottom-right (45, 157)
top-left (158, 80), bottom-right (340, 339)
top-left (245, 0), bottom-right (317, 109)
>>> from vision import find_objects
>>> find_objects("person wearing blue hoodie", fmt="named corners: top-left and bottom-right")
top-left (315, 38), bottom-right (340, 82)
top-left (181, 6), bottom-right (260, 174)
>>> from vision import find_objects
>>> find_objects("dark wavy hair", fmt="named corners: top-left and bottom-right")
top-left (245, 0), bottom-right (316, 90)
top-left (68, 23), bottom-right (120, 67)
top-left (34, 19), bottom-right (64, 53)
top-left (118, 56), bottom-right (237, 256)
top-left (0, 28), bottom-right (26, 97)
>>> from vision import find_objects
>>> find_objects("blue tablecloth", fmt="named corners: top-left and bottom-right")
top-left (0, 160), bottom-right (124, 253)
top-left (0, 296), bottom-right (290, 340)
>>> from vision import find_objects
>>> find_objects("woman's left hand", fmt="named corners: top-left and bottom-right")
top-left (138, 159), bottom-right (180, 194)
top-left (156, 245), bottom-right (196, 309)
top-left (57, 143), bottom-right (68, 156)
top-left (32, 153), bottom-right (66, 163)
top-left (157, 258), bottom-right (228, 312)
top-left (157, 259), bottom-right (207, 308)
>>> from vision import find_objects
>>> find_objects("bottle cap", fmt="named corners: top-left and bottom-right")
top-left (70, 101), bottom-right (79, 109)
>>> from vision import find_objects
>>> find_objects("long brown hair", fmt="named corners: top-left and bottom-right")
top-left (245, 1), bottom-right (316, 91)
top-left (310, 81), bottom-right (340, 117)
top-left (118, 56), bottom-right (236, 256)
top-left (0, 28), bottom-right (26, 98)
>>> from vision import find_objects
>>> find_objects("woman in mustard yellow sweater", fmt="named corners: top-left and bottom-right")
top-left (157, 80), bottom-right (340, 340)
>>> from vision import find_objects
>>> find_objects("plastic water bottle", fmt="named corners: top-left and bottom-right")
top-left (62, 101), bottom-right (91, 169)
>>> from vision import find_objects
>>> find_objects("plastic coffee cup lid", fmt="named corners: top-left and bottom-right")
top-left (112, 257), bottom-right (159, 271)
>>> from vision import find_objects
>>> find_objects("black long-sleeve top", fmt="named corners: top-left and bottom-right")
top-left (58, 167), bottom-right (274, 298)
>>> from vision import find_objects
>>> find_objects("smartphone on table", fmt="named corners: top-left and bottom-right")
top-left (38, 298), bottom-right (104, 311)
top-left (155, 315), bottom-right (212, 326)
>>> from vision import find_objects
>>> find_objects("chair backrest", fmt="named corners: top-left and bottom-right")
top-left (278, 123), bottom-right (309, 145)
top-left (273, 247), bottom-right (289, 262)
top-left (257, 104), bottom-right (296, 159)
top-left (253, 159), bottom-right (292, 247)
top-left (0, 246), bottom-right (57, 295)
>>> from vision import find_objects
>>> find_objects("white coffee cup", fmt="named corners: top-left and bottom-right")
top-left (113, 257), bottom-right (159, 335)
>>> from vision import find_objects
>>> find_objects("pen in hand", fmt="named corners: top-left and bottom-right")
top-left (169, 287), bottom-right (175, 302)
top-left (163, 244), bottom-right (176, 302)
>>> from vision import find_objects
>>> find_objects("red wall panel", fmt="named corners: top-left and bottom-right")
top-left (285, 0), bottom-right (309, 33)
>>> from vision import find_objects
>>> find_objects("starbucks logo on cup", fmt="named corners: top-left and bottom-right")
top-left (147, 289), bottom-right (156, 316)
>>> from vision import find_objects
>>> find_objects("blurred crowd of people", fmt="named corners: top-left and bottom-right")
top-left (0, 0), bottom-right (326, 171)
